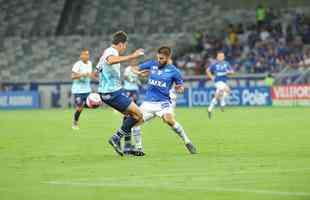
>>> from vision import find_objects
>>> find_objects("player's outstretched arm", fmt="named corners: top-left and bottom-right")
top-left (71, 72), bottom-right (89, 80)
top-left (139, 70), bottom-right (150, 77)
top-left (226, 69), bottom-right (235, 75)
top-left (130, 64), bottom-right (150, 77)
top-left (131, 59), bottom-right (154, 77)
top-left (206, 68), bottom-right (214, 81)
top-left (175, 85), bottom-right (184, 93)
top-left (131, 68), bottom-right (150, 77)
top-left (106, 49), bottom-right (144, 65)
top-left (89, 72), bottom-right (99, 80)
top-left (72, 71), bottom-right (98, 80)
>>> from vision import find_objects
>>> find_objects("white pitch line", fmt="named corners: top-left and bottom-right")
top-left (52, 167), bottom-right (310, 182)
top-left (204, 187), bottom-right (310, 197)
top-left (43, 181), bottom-right (310, 197)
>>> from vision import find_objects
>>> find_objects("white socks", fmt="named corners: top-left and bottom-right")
top-left (132, 126), bottom-right (142, 149)
top-left (208, 98), bottom-right (217, 112)
top-left (220, 91), bottom-right (228, 107)
top-left (132, 122), bottom-right (191, 148)
top-left (173, 122), bottom-right (191, 144)
top-left (209, 91), bottom-right (228, 111)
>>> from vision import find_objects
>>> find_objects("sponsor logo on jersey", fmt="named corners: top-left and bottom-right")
top-left (148, 79), bottom-right (167, 88)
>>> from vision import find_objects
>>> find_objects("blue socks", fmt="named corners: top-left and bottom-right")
top-left (113, 116), bottom-right (139, 141)
top-left (74, 110), bottom-right (81, 122)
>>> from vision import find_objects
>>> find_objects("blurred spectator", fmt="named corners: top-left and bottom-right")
top-left (175, 9), bottom-right (310, 76)
top-left (260, 28), bottom-right (270, 41)
top-left (227, 24), bottom-right (238, 46)
top-left (0, 84), bottom-right (3, 92)
top-left (236, 23), bottom-right (245, 34)
top-left (256, 4), bottom-right (267, 30)
top-left (297, 49), bottom-right (310, 68)
top-left (286, 25), bottom-right (294, 43)
top-left (194, 31), bottom-right (204, 52)
top-left (266, 7), bottom-right (277, 25)
top-left (264, 73), bottom-right (275, 86)
top-left (304, 50), bottom-right (310, 67)
top-left (301, 23), bottom-right (310, 44)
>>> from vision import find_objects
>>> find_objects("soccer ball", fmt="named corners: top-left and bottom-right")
top-left (86, 93), bottom-right (102, 108)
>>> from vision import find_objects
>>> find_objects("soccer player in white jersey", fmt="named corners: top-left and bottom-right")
top-left (206, 51), bottom-right (234, 119)
top-left (71, 48), bottom-right (96, 130)
top-left (94, 31), bottom-right (144, 156)
top-left (131, 46), bottom-right (197, 155)
top-left (122, 60), bottom-right (143, 155)
top-left (123, 59), bottom-right (141, 104)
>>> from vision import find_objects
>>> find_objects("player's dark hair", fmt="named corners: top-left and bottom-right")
top-left (214, 50), bottom-right (225, 58)
top-left (81, 48), bottom-right (89, 52)
top-left (112, 31), bottom-right (128, 45)
top-left (217, 50), bottom-right (225, 55)
top-left (158, 46), bottom-right (172, 57)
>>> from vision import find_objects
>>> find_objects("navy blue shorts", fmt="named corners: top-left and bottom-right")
top-left (99, 89), bottom-right (132, 113)
top-left (73, 93), bottom-right (90, 107)
top-left (125, 90), bottom-right (139, 103)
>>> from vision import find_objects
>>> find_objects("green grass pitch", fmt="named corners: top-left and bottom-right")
top-left (0, 107), bottom-right (310, 200)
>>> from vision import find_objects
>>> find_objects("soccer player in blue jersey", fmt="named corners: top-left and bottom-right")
top-left (95, 31), bottom-right (145, 156)
top-left (131, 46), bottom-right (197, 154)
top-left (71, 48), bottom-right (96, 130)
top-left (206, 51), bottom-right (234, 119)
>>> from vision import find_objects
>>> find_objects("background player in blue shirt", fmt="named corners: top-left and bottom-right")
top-left (131, 46), bottom-right (197, 154)
top-left (206, 51), bottom-right (234, 118)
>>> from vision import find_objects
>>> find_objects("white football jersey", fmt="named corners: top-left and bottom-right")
top-left (71, 60), bottom-right (92, 94)
top-left (123, 66), bottom-right (140, 91)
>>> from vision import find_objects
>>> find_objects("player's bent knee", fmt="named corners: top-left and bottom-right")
top-left (163, 114), bottom-right (175, 127)
top-left (76, 106), bottom-right (83, 112)
top-left (127, 102), bottom-right (143, 121)
top-left (215, 92), bottom-right (221, 99)
top-left (218, 90), bottom-right (224, 97)
top-left (225, 87), bottom-right (231, 94)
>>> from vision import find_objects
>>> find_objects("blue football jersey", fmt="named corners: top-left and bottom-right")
top-left (139, 60), bottom-right (183, 102)
top-left (209, 61), bottom-right (232, 83)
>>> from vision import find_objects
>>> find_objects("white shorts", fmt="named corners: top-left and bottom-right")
top-left (215, 81), bottom-right (228, 93)
top-left (140, 101), bottom-right (174, 122)
top-left (170, 99), bottom-right (177, 108)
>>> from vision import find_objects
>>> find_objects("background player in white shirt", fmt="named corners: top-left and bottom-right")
top-left (123, 59), bottom-right (141, 104)
top-left (71, 48), bottom-right (96, 130)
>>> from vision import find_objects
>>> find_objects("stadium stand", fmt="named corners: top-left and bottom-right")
top-left (0, 33), bottom-right (191, 82)
top-left (0, 0), bottom-right (310, 83)
top-left (69, 0), bottom-right (216, 35)
top-left (0, 0), bottom-right (65, 37)
top-left (175, 7), bottom-right (310, 82)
